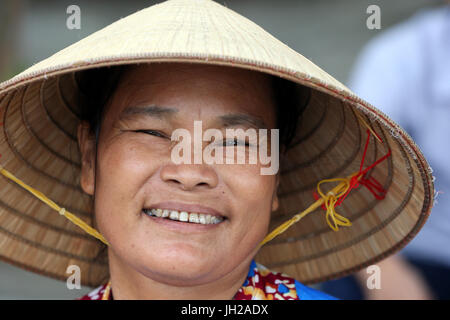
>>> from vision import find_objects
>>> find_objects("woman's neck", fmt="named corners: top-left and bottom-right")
top-left (107, 249), bottom-right (253, 300)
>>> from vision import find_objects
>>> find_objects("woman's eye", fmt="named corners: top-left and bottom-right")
top-left (223, 139), bottom-right (250, 147)
top-left (134, 129), bottom-right (167, 138)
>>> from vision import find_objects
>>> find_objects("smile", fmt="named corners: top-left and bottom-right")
top-left (143, 208), bottom-right (225, 225)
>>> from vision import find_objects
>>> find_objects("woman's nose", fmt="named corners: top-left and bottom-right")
top-left (160, 163), bottom-right (219, 191)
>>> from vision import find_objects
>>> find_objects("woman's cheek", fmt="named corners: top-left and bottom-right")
top-left (223, 164), bottom-right (275, 196)
top-left (220, 165), bottom-right (275, 226)
top-left (100, 139), bottom-right (160, 180)
top-left (94, 141), bottom-right (152, 228)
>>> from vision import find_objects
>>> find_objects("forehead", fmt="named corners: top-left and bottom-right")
top-left (104, 63), bottom-right (277, 127)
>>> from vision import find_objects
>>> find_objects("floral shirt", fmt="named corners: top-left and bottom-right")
top-left (79, 260), bottom-right (336, 300)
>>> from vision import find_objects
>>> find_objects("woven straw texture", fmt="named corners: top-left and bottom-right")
top-left (0, 0), bottom-right (434, 286)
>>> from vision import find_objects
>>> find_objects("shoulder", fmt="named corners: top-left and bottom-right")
top-left (235, 261), bottom-right (337, 300)
top-left (294, 279), bottom-right (338, 300)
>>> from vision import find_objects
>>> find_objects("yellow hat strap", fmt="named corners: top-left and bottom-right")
top-left (0, 162), bottom-right (109, 246)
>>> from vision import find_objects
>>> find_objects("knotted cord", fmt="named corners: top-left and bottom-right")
top-left (259, 127), bottom-right (391, 247)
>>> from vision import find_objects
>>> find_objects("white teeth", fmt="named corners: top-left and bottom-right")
top-left (179, 211), bottom-right (188, 222)
top-left (144, 208), bottom-right (224, 225)
top-left (189, 213), bottom-right (199, 223)
top-left (169, 210), bottom-right (179, 220)
top-left (211, 216), bottom-right (223, 224)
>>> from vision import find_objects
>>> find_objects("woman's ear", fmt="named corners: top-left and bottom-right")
top-left (271, 173), bottom-right (280, 212)
top-left (77, 121), bottom-right (96, 196)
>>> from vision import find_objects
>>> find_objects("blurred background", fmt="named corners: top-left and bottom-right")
top-left (0, 0), bottom-right (446, 299)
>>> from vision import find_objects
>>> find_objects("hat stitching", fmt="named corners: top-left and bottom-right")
top-left (21, 83), bottom-right (79, 167)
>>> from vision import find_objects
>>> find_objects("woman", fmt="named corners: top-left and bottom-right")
top-left (0, 0), bottom-right (434, 300)
top-left (77, 62), bottom-right (317, 300)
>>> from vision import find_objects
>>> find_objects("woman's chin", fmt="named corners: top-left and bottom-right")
top-left (137, 257), bottom-right (223, 286)
top-left (109, 238), bottom-right (231, 285)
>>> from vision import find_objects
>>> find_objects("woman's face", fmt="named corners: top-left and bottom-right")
top-left (78, 62), bottom-right (279, 286)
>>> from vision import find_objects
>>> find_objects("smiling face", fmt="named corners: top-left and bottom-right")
top-left (77, 62), bottom-right (280, 289)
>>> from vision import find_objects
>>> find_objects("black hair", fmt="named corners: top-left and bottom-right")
top-left (272, 76), bottom-right (310, 151)
top-left (76, 66), bottom-right (126, 145)
top-left (76, 65), bottom-right (309, 152)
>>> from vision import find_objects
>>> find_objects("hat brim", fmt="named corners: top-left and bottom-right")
top-left (0, 0), bottom-right (433, 286)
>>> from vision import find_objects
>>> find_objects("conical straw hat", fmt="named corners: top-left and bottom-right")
top-left (0, 0), bottom-right (434, 287)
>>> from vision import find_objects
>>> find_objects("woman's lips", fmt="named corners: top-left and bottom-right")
top-left (142, 210), bottom-right (225, 233)
top-left (142, 201), bottom-right (227, 232)
top-left (143, 208), bottom-right (224, 224)
top-left (146, 201), bottom-right (226, 218)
